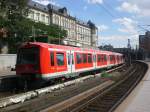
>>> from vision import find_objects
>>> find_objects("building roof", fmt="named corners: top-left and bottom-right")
top-left (28, 0), bottom-right (97, 29)
top-left (28, 0), bottom-right (49, 13)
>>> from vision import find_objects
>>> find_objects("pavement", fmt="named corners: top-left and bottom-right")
top-left (0, 68), bottom-right (16, 77)
top-left (115, 61), bottom-right (150, 112)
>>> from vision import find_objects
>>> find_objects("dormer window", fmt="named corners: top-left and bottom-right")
top-left (58, 7), bottom-right (68, 15)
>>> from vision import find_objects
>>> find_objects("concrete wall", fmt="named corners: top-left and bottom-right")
top-left (0, 54), bottom-right (16, 70)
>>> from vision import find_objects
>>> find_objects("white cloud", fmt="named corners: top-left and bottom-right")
top-left (117, 0), bottom-right (150, 17)
top-left (98, 35), bottom-right (128, 47)
top-left (33, 0), bottom-right (58, 6)
top-left (83, 6), bottom-right (88, 11)
top-left (117, 2), bottom-right (140, 14)
top-left (113, 17), bottom-right (138, 34)
top-left (133, 0), bottom-right (150, 17)
top-left (98, 25), bottom-right (109, 31)
top-left (99, 34), bottom-right (139, 48)
top-left (87, 0), bottom-right (103, 4)
top-left (100, 35), bottom-right (128, 41)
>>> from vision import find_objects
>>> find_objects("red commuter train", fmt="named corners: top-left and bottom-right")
top-left (16, 42), bottom-right (124, 83)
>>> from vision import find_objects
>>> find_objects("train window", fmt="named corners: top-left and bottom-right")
top-left (88, 54), bottom-right (92, 63)
top-left (76, 53), bottom-right (82, 64)
top-left (113, 56), bottom-right (115, 62)
top-left (101, 55), bottom-right (104, 62)
top-left (83, 54), bottom-right (87, 63)
top-left (68, 53), bottom-right (70, 65)
top-left (50, 52), bottom-right (54, 66)
top-left (17, 47), bottom-right (39, 65)
top-left (110, 55), bottom-right (113, 61)
top-left (93, 54), bottom-right (96, 62)
top-left (56, 53), bottom-right (64, 66)
top-left (104, 55), bottom-right (107, 61)
top-left (97, 55), bottom-right (101, 62)
top-left (117, 56), bottom-right (119, 60)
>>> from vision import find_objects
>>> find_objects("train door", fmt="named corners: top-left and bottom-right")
top-left (67, 50), bottom-right (71, 74)
top-left (93, 53), bottom-right (96, 69)
top-left (71, 50), bottom-right (75, 73)
top-left (107, 55), bottom-right (110, 66)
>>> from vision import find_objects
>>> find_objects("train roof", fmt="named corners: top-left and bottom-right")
top-left (20, 42), bottom-right (123, 56)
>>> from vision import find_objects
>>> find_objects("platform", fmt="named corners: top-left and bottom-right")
top-left (115, 61), bottom-right (150, 112)
top-left (0, 69), bottom-right (16, 77)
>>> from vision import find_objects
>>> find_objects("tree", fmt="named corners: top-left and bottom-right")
top-left (99, 44), bottom-right (114, 51)
top-left (0, 17), bottom-right (67, 41)
top-left (0, 0), bottom-right (67, 53)
top-left (15, 18), bottom-right (67, 40)
top-left (0, 0), bottom-right (29, 38)
top-left (0, 0), bottom-right (29, 20)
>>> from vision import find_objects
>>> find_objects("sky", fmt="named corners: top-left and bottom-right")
top-left (33, 0), bottom-right (150, 48)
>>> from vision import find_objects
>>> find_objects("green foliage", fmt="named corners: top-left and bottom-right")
top-left (0, 17), bottom-right (67, 40)
top-left (0, 0), bottom-right (67, 53)
top-left (0, 0), bottom-right (29, 20)
top-left (101, 71), bottom-right (112, 78)
top-left (0, 17), bottom-right (67, 53)
top-left (14, 18), bottom-right (67, 40)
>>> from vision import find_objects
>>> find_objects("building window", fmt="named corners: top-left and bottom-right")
top-left (62, 18), bottom-right (65, 27)
top-left (80, 27), bottom-right (82, 34)
top-left (41, 14), bottom-right (45, 23)
top-left (53, 15), bottom-right (55, 23)
top-left (46, 16), bottom-right (50, 24)
top-left (69, 21), bottom-right (71, 29)
top-left (56, 53), bottom-right (64, 66)
top-left (67, 19), bottom-right (69, 28)
top-left (36, 13), bottom-right (40, 21)
top-left (71, 22), bottom-right (74, 29)
top-left (55, 16), bottom-right (59, 25)
top-left (29, 10), bottom-right (34, 20)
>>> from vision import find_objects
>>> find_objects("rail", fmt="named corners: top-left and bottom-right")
top-left (0, 65), bottom-right (125, 111)
top-left (42, 61), bottom-right (147, 112)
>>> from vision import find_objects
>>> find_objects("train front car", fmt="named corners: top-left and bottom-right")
top-left (16, 42), bottom-right (42, 88)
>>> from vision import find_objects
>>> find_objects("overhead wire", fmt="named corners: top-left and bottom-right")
top-left (95, 0), bottom-right (143, 48)
top-left (96, 0), bottom-right (142, 35)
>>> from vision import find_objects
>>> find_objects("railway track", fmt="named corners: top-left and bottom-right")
top-left (0, 65), bottom-right (126, 111)
top-left (49, 61), bottom-right (147, 112)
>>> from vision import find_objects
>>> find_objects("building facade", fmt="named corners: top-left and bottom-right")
top-left (139, 31), bottom-right (150, 60)
top-left (27, 1), bottom-right (98, 47)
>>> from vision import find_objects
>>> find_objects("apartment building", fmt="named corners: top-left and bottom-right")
top-left (139, 31), bottom-right (150, 59)
top-left (27, 1), bottom-right (98, 47)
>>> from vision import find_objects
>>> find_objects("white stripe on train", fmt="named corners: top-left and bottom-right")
top-left (41, 64), bottom-right (117, 79)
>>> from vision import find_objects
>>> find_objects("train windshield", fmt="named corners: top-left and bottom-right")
top-left (17, 47), bottom-right (39, 64)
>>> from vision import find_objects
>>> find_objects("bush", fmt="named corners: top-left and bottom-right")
top-left (101, 71), bottom-right (112, 78)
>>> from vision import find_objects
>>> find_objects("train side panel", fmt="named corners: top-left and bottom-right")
top-left (16, 42), bottom-right (125, 81)
top-left (41, 47), bottom-right (68, 79)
